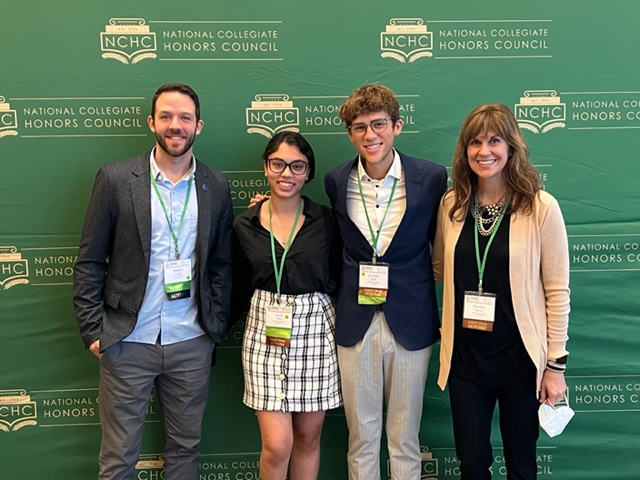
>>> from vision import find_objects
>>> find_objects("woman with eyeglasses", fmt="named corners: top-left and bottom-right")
top-left (232, 131), bottom-right (342, 480)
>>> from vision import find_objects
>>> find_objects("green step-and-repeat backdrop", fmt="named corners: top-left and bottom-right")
top-left (2, 1), bottom-right (639, 478)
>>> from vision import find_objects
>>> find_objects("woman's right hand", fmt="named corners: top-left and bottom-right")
top-left (248, 194), bottom-right (269, 208)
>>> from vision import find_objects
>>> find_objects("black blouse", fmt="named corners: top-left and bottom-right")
top-left (452, 210), bottom-right (534, 386)
top-left (232, 196), bottom-right (341, 314)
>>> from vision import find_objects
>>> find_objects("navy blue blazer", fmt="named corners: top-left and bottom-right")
top-left (324, 152), bottom-right (447, 351)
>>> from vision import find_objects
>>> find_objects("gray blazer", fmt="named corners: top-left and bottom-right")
top-left (73, 151), bottom-right (233, 352)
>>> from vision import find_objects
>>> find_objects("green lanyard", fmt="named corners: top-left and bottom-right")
top-left (473, 198), bottom-right (508, 294)
top-left (150, 167), bottom-right (193, 260)
top-left (357, 174), bottom-right (398, 262)
top-left (269, 200), bottom-right (303, 301)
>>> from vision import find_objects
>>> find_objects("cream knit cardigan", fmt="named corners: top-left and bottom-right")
top-left (433, 190), bottom-right (570, 393)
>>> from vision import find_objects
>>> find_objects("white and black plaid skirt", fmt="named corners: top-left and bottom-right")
top-left (242, 289), bottom-right (342, 412)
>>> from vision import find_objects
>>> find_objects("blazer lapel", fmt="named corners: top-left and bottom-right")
top-left (375, 153), bottom-right (424, 259)
top-left (195, 161), bottom-right (211, 268)
top-left (332, 158), bottom-right (356, 217)
top-left (334, 157), bottom-right (375, 254)
top-left (395, 153), bottom-right (422, 234)
top-left (131, 153), bottom-right (152, 268)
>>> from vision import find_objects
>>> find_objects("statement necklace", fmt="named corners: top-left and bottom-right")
top-left (471, 194), bottom-right (506, 236)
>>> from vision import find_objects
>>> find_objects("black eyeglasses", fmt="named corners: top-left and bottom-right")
top-left (347, 117), bottom-right (392, 137)
top-left (266, 158), bottom-right (309, 175)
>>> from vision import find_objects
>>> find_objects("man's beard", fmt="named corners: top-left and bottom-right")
top-left (155, 130), bottom-right (196, 158)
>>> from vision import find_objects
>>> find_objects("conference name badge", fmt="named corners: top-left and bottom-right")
top-left (164, 259), bottom-right (192, 300)
top-left (265, 304), bottom-right (293, 347)
top-left (463, 291), bottom-right (496, 331)
top-left (358, 262), bottom-right (389, 305)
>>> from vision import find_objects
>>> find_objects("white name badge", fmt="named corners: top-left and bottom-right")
top-left (463, 291), bottom-right (497, 331)
top-left (164, 259), bottom-right (192, 301)
top-left (265, 304), bottom-right (293, 347)
top-left (358, 262), bottom-right (389, 305)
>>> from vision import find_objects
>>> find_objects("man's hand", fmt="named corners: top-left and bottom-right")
top-left (89, 339), bottom-right (102, 359)
top-left (248, 194), bottom-right (269, 208)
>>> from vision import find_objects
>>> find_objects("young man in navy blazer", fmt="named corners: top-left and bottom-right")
top-left (324, 84), bottom-right (447, 480)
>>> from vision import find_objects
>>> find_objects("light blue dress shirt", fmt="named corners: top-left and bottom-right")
top-left (123, 149), bottom-right (204, 345)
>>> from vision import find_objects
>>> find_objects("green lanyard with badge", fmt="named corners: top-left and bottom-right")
top-left (357, 175), bottom-right (397, 305)
top-left (264, 200), bottom-right (303, 347)
top-left (462, 200), bottom-right (509, 332)
top-left (150, 168), bottom-right (193, 301)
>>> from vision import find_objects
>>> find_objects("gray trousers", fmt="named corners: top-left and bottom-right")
top-left (338, 312), bottom-right (432, 480)
top-left (98, 335), bottom-right (214, 480)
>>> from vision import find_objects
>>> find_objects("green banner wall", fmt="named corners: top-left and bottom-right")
top-left (2, 0), bottom-right (639, 478)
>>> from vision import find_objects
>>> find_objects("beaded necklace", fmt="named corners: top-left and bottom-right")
top-left (471, 194), bottom-right (507, 236)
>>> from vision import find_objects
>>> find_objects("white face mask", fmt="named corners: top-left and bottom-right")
top-left (539, 393), bottom-right (575, 437)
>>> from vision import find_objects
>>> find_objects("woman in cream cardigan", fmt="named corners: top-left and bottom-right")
top-left (433, 103), bottom-right (570, 479)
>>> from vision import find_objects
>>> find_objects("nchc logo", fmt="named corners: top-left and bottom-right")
top-left (381, 18), bottom-right (433, 63)
top-left (515, 90), bottom-right (566, 134)
top-left (135, 454), bottom-right (165, 479)
top-left (0, 389), bottom-right (38, 432)
top-left (0, 246), bottom-right (29, 290)
top-left (100, 18), bottom-right (157, 64)
top-left (246, 94), bottom-right (300, 138)
top-left (387, 446), bottom-right (438, 479)
top-left (0, 96), bottom-right (18, 138)
top-left (420, 447), bottom-right (439, 480)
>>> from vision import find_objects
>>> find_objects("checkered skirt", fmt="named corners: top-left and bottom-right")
top-left (242, 289), bottom-right (342, 412)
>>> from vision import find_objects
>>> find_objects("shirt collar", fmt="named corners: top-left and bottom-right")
top-left (150, 147), bottom-right (196, 183)
top-left (249, 196), bottom-right (316, 225)
top-left (357, 149), bottom-right (402, 182)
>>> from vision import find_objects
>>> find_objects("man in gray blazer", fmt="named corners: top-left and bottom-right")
top-left (73, 83), bottom-right (233, 480)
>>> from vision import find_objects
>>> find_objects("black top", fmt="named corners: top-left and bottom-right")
top-left (452, 210), bottom-right (534, 386)
top-left (232, 196), bottom-right (341, 314)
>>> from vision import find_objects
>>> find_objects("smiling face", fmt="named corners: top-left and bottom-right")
top-left (466, 129), bottom-right (511, 187)
top-left (148, 91), bottom-right (203, 162)
top-left (347, 111), bottom-right (403, 178)
top-left (264, 142), bottom-right (309, 200)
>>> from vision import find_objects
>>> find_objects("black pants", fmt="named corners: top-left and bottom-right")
top-left (448, 371), bottom-right (540, 480)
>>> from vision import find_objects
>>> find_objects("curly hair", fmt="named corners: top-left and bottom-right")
top-left (339, 84), bottom-right (400, 127)
top-left (448, 103), bottom-right (541, 221)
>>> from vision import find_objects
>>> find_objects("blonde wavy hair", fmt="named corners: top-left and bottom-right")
top-left (448, 103), bottom-right (541, 221)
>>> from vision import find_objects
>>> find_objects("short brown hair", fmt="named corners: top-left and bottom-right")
top-left (339, 84), bottom-right (400, 127)
top-left (151, 83), bottom-right (201, 121)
